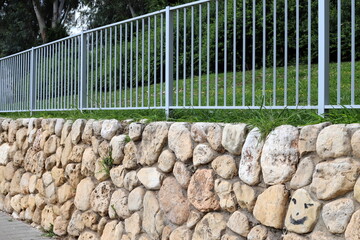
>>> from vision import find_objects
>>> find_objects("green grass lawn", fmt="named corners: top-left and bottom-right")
top-left (1, 61), bottom-right (360, 137)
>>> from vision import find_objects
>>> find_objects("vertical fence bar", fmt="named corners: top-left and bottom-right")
top-left (224, 0), bottom-right (227, 106)
top-left (29, 48), bottom-right (36, 112)
top-left (252, 0), bottom-right (256, 106)
top-left (308, 0), bottom-right (312, 105)
top-left (273, 0), bottom-right (277, 105)
top-left (337, 0), bottom-right (341, 105)
top-left (296, 0), bottom-right (299, 105)
top-left (80, 32), bottom-right (87, 110)
top-left (242, 0), bottom-right (246, 106)
top-left (318, 0), bottom-right (329, 115)
top-left (207, 2), bottom-right (210, 106)
top-left (262, 0), bottom-right (266, 100)
top-left (191, 6), bottom-right (194, 106)
top-left (351, 0), bottom-right (355, 105)
top-left (215, 0), bottom-right (219, 106)
top-left (165, 6), bottom-right (174, 118)
top-left (199, 4), bottom-right (202, 106)
top-left (233, 0), bottom-right (236, 106)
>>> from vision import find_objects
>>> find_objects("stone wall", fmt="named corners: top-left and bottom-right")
top-left (0, 118), bottom-right (359, 240)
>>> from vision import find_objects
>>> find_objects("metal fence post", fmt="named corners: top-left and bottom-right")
top-left (80, 32), bottom-right (88, 111)
top-left (29, 48), bottom-right (36, 114)
top-left (318, 0), bottom-right (329, 115)
top-left (165, 6), bottom-right (174, 119)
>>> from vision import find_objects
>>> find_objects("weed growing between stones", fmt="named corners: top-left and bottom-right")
top-left (41, 224), bottom-right (58, 238)
top-left (100, 154), bottom-right (114, 176)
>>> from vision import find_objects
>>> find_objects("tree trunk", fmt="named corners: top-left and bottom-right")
top-left (52, 0), bottom-right (58, 28)
top-left (32, 0), bottom-right (47, 42)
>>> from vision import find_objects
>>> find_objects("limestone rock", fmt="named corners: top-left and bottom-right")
top-left (54, 216), bottom-right (69, 236)
top-left (143, 191), bottom-right (162, 239)
top-left (227, 211), bottom-right (250, 237)
top-left (125, 212), bottom-right (142, 239)
top-left (193, 144), bottom-right (217, 166)
top-left (139, 122), bottom-right (169, 166)
top-left (75, 177), bottom-right (96, 211)
top-left (20, 172), bottom-right (32, 194)
top-left (68, 144), bottom-right (86, 163)
top-left (128, 186), bottom-right (145, 212)
top-left (79, 231), bottom-right (100, 240)
top-left (4, 162), bottom-right (16, 181)
top-left (211, 155), bottom-right (237, 179)
top-left (123, 171), bottom-right (139, 191)
top-left (110, 135), bottom-right (127, 164)
top-left (82, 210), bottom-right (99, 231)
top-left (101, 119), bottom-right (121, 140)
top-left (310, 231), bottom-right (343, 240)
top-left (44, 135), bottom-right (59, 156)
top-left (123, 141), bottom-right (138, 169)
top-left (187, 169), bottom-right (220, 212)
top-left (260, 125), bottom-right (299, 185)
top-left (298, 123), bottom-right (330, 156)
top-left (159, 177), bottom-right (190, 225)
top-left (310, 158), bottom-right (360, 200)
top-left (129, 122), bottom-right (143, 141)
top-left (191, 123), bottom-right (210, 143)
top-left (344, 209), bottom-right (360, 240)
top-left (81, 147), bottom-right (97, 177)
top-left (352, 129), bottom-right (360, 158)
top-left (94, 158), bottom-right (110, 181)
top-left (158, 149), bottom-right (176, 173)
top-left (283, 233), bottom-right (308, 240)
top-left (61, 135), bottom-right (73, 167)
top-left (55, 119), bottom-right (65, 137)
top-left (173, 161), bottom-right (192, 188)
top-left (322, 198), bottom-right (354, 234)
top-left (168, 123), bottom-right (193, 162)
top-left (100, 220), bottom-right (123, 240)
top-left (10, 168), bottom-right (24, 195)
top-left (316, 124), bottom-right (351, 159)
top-left (290, 156), bottom-right (316, 189)
top-left (68, 210), bottom-right (85, 236)
top-left (247, 225), bottom-right (268, 240)
top-left (41, 205), bottom-right (55, 231)
top-left (192, 213), bottom-right (227, 240)
top-left (239, 128), bottom-right (264, 185)
top-left (137, 167), bottom-right (164, 190)
top-left (0, 143), bottom-right (10, 165)
top-left (110, 165), bottom-right (127, 188)
top-left (90, 181), bottom-right (114, 216)
top-left (60, 199), bottom-right (75, 220)
top-left (51, 167), bottom-right (66, 187)
top-left (206, 123), bottom-right (223, 152)
top-left (214, 179), bottom-right (237, 212)
top-left (285, 189), bottom-right (320, 234)
top-left (169, 226), bottom-right (192, 240)
top-left (71, 119), bottom-right (86, 145)
top-left (82, 119), bottom-right (94, 144)
top-left (233, 182), bottom-right (256, 212)
top-left (92, 120), bottom-right (103, 136)
top-left (108, 189), bottom-right (131, 219)
top-left (65, 163), bottom-right (83, 188)
top-left (355, 178), bottom-right (360, 203)
top-left (253, 184), bottom-right (289, 229)
top-left (221, 124), bottom-right (247, 155)
top-left (58, 183), bottom-right (75, 204)
top-left (98, 140), bottom-right (110, 159)
top-left (60, 120), bottom-right (72, 145)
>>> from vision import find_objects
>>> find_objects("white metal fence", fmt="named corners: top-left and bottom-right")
top-left (0, 0), bottom-right (359, 116)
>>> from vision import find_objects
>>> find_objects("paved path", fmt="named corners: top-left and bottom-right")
top-left (0, 211), bottom-right (52, 240)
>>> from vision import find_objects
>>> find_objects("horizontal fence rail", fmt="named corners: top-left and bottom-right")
top-left (0, 0), bottom-right (359, 116)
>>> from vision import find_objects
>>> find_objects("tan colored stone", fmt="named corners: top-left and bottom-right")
top-left (109, 189), bottom-right (131, 219)
top-left (98, 140), bottom-right (110, 159)
top-left (345, 209), bottom-right (360, 240)
top-left (354, 177), bottom-right (360, 203)
top-left (169, 226), bottom-right (192, 240)
top-left (28, 175), bottom-right (38, 193)
top-left (110, 135), bottom-right (127, 164)
top-left (139, 122), bottom-right (169, 166)
top-left (94, 158), bottom-right (110, 181)
top-left (193, 144), bottom-right (217, 166)
top-left (81, 147), bottom-right (97, 177)
top-left (79, 231), bottom-right (100, 240)
top-left (4, 162), bottom-right (16, 181)
top-left (221, 124), bottom-right (248, 155)
top-left (54, 216), bottom-right (69, 236)
top-left (159, 177), bottom-right (190, 225)
top-left (82, 119), bottom-right (94, 144)
top-left (110, 165), bottom-right (127, 188)
top-left (316, 124), bottom-right (351, 159)
top-left (168, 123), bottom-right (193, 162)
top-left (75, 177), bottom-right (96, 211)
top-left (55, 118), bottom-right (65, 137)
top-left (211, 155), bottom-right (237, 179)
top-left (45, 154), bottom-right (56, 171)
top-left (128, 186), bottom-right (145, 212)
top-left (58, 183), bottom-right (75, 204)
top-left (285, 189), bottom-right (320, 234)
top-left (129, 122), bottom-right (143, 141)
top-left (290, 156), bottom-right (317, 189)
top-left (125, 212), bottom-right (141, 239)
top-left (61, 135), bottom-right (73, 167)
top-left (192, 213), bottom-right (227, 240)
top-left (92, 120), bottom-right (103, 137)
top-left (10, 168), bottom-right (24, 195)
top-left (91, 181), bottom-right (114, 216)
top-left (82, 210), bottom-right (100, 231)
top-left (10, 194), bottom-right (22, 212)
top-left (186, 210), bottom-right (202, 229)
top-left (206, 123), bottom-right (223, 152)
top-left (247, 225), bottom-right (268, 240)
top-left (227, 211), bottom-right (250, 237)
top-left (101, 119), bottom-right (121, 140)
top-left (71, 119), bottom-right (86, 144)
top-left (253, 184), bottom-right (289, 229)
top-left (68, 144), bottom-right (86, 163)
top-left (44, 135), bottom-right (59, 156)
top-left (158, 149), bottom-right (176, 173)
top-left (173, 161), bottom-right (191, 189)
top-left (15, 128), bottom-right (27, 149)
top-left (214, 179), bottom-right (236, 212)
top-left (41, 205), bottom-right (55, 231)
top-left (65, 163), bottom-right (83, 187)
top-left (123, 141), bottom-right (138, 169)
top-left (123, 170), bottom-right (139, 191)
top-left (13, 151), bottom-right (24, 167)
top-left (161, 225), bottom-right (172, 240)
top-left (298, 123), bottom-right (330, 156)
top-left (60, 200), bottom-right (75, 220)
top-left (283, 233), bottom-right (308, 240)
top-left (261, 125), bottom-right (299, 185)
top-left (60, 120), bottom-right (73, 145)
top-left (19, 172), bottom-right (31, 194)
top-left (67, 210), bottom-right (85, 236)
top-left (233, 182), bottom-right (256, 212)
top-left (51, 167), bottom-right (66, 187)
top-left (310, 158), bottom-right (360, 200)
top-left (239, 128), bottom-right (264, 185)
top-left (101, 221), bottom-right (124, 240)
top-left (143, 191), bottom-right (162, 239)
top-left (137, 167), bottom-right (164, 190)
top-left (187, 169), bottom-right (219, 212)
top-left (322, 198), bottom-right (354, 234)
top-left (352, 129), bottom-right (360, 158)
top-left (0, 143), bottom-right (10, 165)
top-left (191, 123), bottom-right (211, 143)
